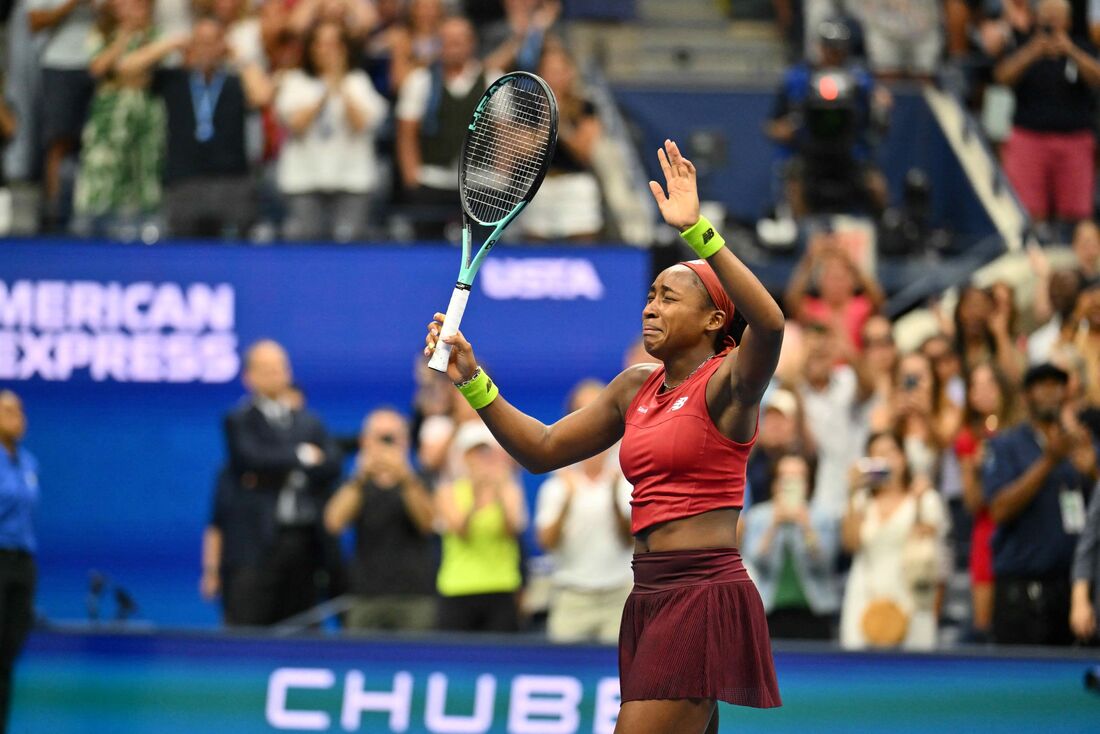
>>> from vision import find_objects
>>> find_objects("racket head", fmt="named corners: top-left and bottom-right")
top-left (459, 71), bottom-right (559, 227)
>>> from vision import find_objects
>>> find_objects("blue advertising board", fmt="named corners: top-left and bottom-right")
top-left (13, 629), bottom-right (1100, 733)
top-left (0, 240), bottom-right (649, 627)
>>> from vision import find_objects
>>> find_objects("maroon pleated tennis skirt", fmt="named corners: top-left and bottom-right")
top-left (619, 547), bottom-right (781, 708)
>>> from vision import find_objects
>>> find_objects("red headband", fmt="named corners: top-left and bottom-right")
top-left (681, 260), bottom-right (737, 349)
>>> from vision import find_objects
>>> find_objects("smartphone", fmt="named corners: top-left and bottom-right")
top-left (856, 457), bottom-right (892, 488)
top-left (777, 475), bottom-right (808, 511)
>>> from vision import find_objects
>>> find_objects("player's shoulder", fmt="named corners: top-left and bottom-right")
top-left (619, 362), bottom-right (661, 380)
top-left (611, 363), bottom-right (660, 397)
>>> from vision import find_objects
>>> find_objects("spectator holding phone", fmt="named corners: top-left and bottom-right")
top-left (874, 352), bottom-right (960, 483)
top-left (995, 0), bottom-right (1100, 228)
top-left (743, 453), bottom-right (840, 640)
top-left (840, 431), bottom-right (946, 650)
top-left (324, 408), bottom-right (437, 632)
top-left (983, 363), bottom-right (1099, 645)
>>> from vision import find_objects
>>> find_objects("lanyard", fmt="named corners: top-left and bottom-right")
top-left (190, 71), bottom-right (226, 143)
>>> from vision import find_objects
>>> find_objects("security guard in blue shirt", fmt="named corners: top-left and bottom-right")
top-left (983, 364), bottom-right (1099, 646)
top-left (0, 390), bottom-right (37, 732)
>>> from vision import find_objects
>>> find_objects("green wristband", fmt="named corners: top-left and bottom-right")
top-left (680, 216), bottom-right (725, 258)
top-left (455, 367), bottom-right (500, 410)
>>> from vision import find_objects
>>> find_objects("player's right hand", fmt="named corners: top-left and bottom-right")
top-left (425, 313), bottom-right (479, 385)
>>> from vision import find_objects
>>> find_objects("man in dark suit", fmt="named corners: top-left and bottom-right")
top-left (206, 340), bottom-right (341, 626)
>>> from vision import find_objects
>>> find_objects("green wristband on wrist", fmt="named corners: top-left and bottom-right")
top-left (455, 367), bottom-right (500, 410)
top-left (680, 216), bottom-right (725, 258)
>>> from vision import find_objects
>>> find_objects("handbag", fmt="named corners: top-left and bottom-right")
top-left (858, 490), bottom-right (938, 647)
top-left (860, 597), bottom-right (909, 647)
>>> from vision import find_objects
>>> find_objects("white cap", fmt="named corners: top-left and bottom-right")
top-left (451, 420), bottom-right (499, 454)
top-left (766, 389), bottom-right (798, 419)
top-left (419, 414), bottom-right (455, 446)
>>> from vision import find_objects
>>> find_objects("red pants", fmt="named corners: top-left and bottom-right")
top-left (1002, 126), bottom-right (1095, 221)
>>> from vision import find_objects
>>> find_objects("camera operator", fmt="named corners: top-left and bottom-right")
top-left (983, 363), bottom-right (1099, 645)
top-left (995, 0), bottom-right (1100, 229)
top-left (765, 18), bottom-right (892, 219)
top-left (324, 408), bottom-right (437, 632)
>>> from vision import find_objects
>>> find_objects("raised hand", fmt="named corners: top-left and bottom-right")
top-left (425, 313), bottom-right (479, 384)
top-left (648, 139), bottom-right (700, 232)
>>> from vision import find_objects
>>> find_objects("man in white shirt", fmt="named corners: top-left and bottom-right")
top-left (535, 380), bottom-right (634, 644)
top-left (27, 0), bottom-right (97, 229)
top-left (395, 16), bottom-right (498, 238)
top-left (797, 321), bottom-right (874, 519)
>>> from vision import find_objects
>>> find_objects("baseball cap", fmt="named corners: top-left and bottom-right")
top-left (451, 421), bottom-right (499, 454)
top-left (1023, 363), bottom-right (1070, 389)
top-left (766, 389), bottom-right (798, 419)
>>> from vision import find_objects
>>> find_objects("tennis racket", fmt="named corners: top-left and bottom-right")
top-left (427, 71), bottom-right (559, 373)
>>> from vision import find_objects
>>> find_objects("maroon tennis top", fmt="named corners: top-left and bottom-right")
top-left (620, 351), bottom-right (755, 535)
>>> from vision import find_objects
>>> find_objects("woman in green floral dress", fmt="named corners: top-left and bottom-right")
top-left (72, 0), bottom-right (166, 234)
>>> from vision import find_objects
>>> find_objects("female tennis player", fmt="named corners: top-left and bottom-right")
top-left (425, 139), bottom-right (783, 733)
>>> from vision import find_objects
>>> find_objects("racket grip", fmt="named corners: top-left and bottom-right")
top-left (428, 285), bottom-right (471, 373)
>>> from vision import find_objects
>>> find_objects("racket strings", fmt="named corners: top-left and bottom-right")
top-left (465, 98), bottom-right (549, 215)
top-left (463, 78), bottom-right (554, 224)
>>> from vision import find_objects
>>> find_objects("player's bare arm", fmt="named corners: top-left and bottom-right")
top-left (649, 139), bottom-right (784, 443)
top-left (424, 317), bottom-right (655, 473)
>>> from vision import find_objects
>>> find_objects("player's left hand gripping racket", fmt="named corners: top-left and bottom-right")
top-left (427, 71), bottom-right (559, 373)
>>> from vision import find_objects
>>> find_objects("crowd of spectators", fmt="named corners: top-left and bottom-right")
top-left (748, 226), bottom-right (1100, 649)
top-left (0, 0), bottom-right (609, 241)
top-left (763, 1), bottom-right (1100, 240)
top-left (187, 215), bottom-right (1100, 648)
top-left (8, 1), bottom-right (1100, 241)
top-left (3, 0), bottom-right (1100, 651)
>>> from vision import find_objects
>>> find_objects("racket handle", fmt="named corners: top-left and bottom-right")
top-left (428, 284), bottom-right (471, 373)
